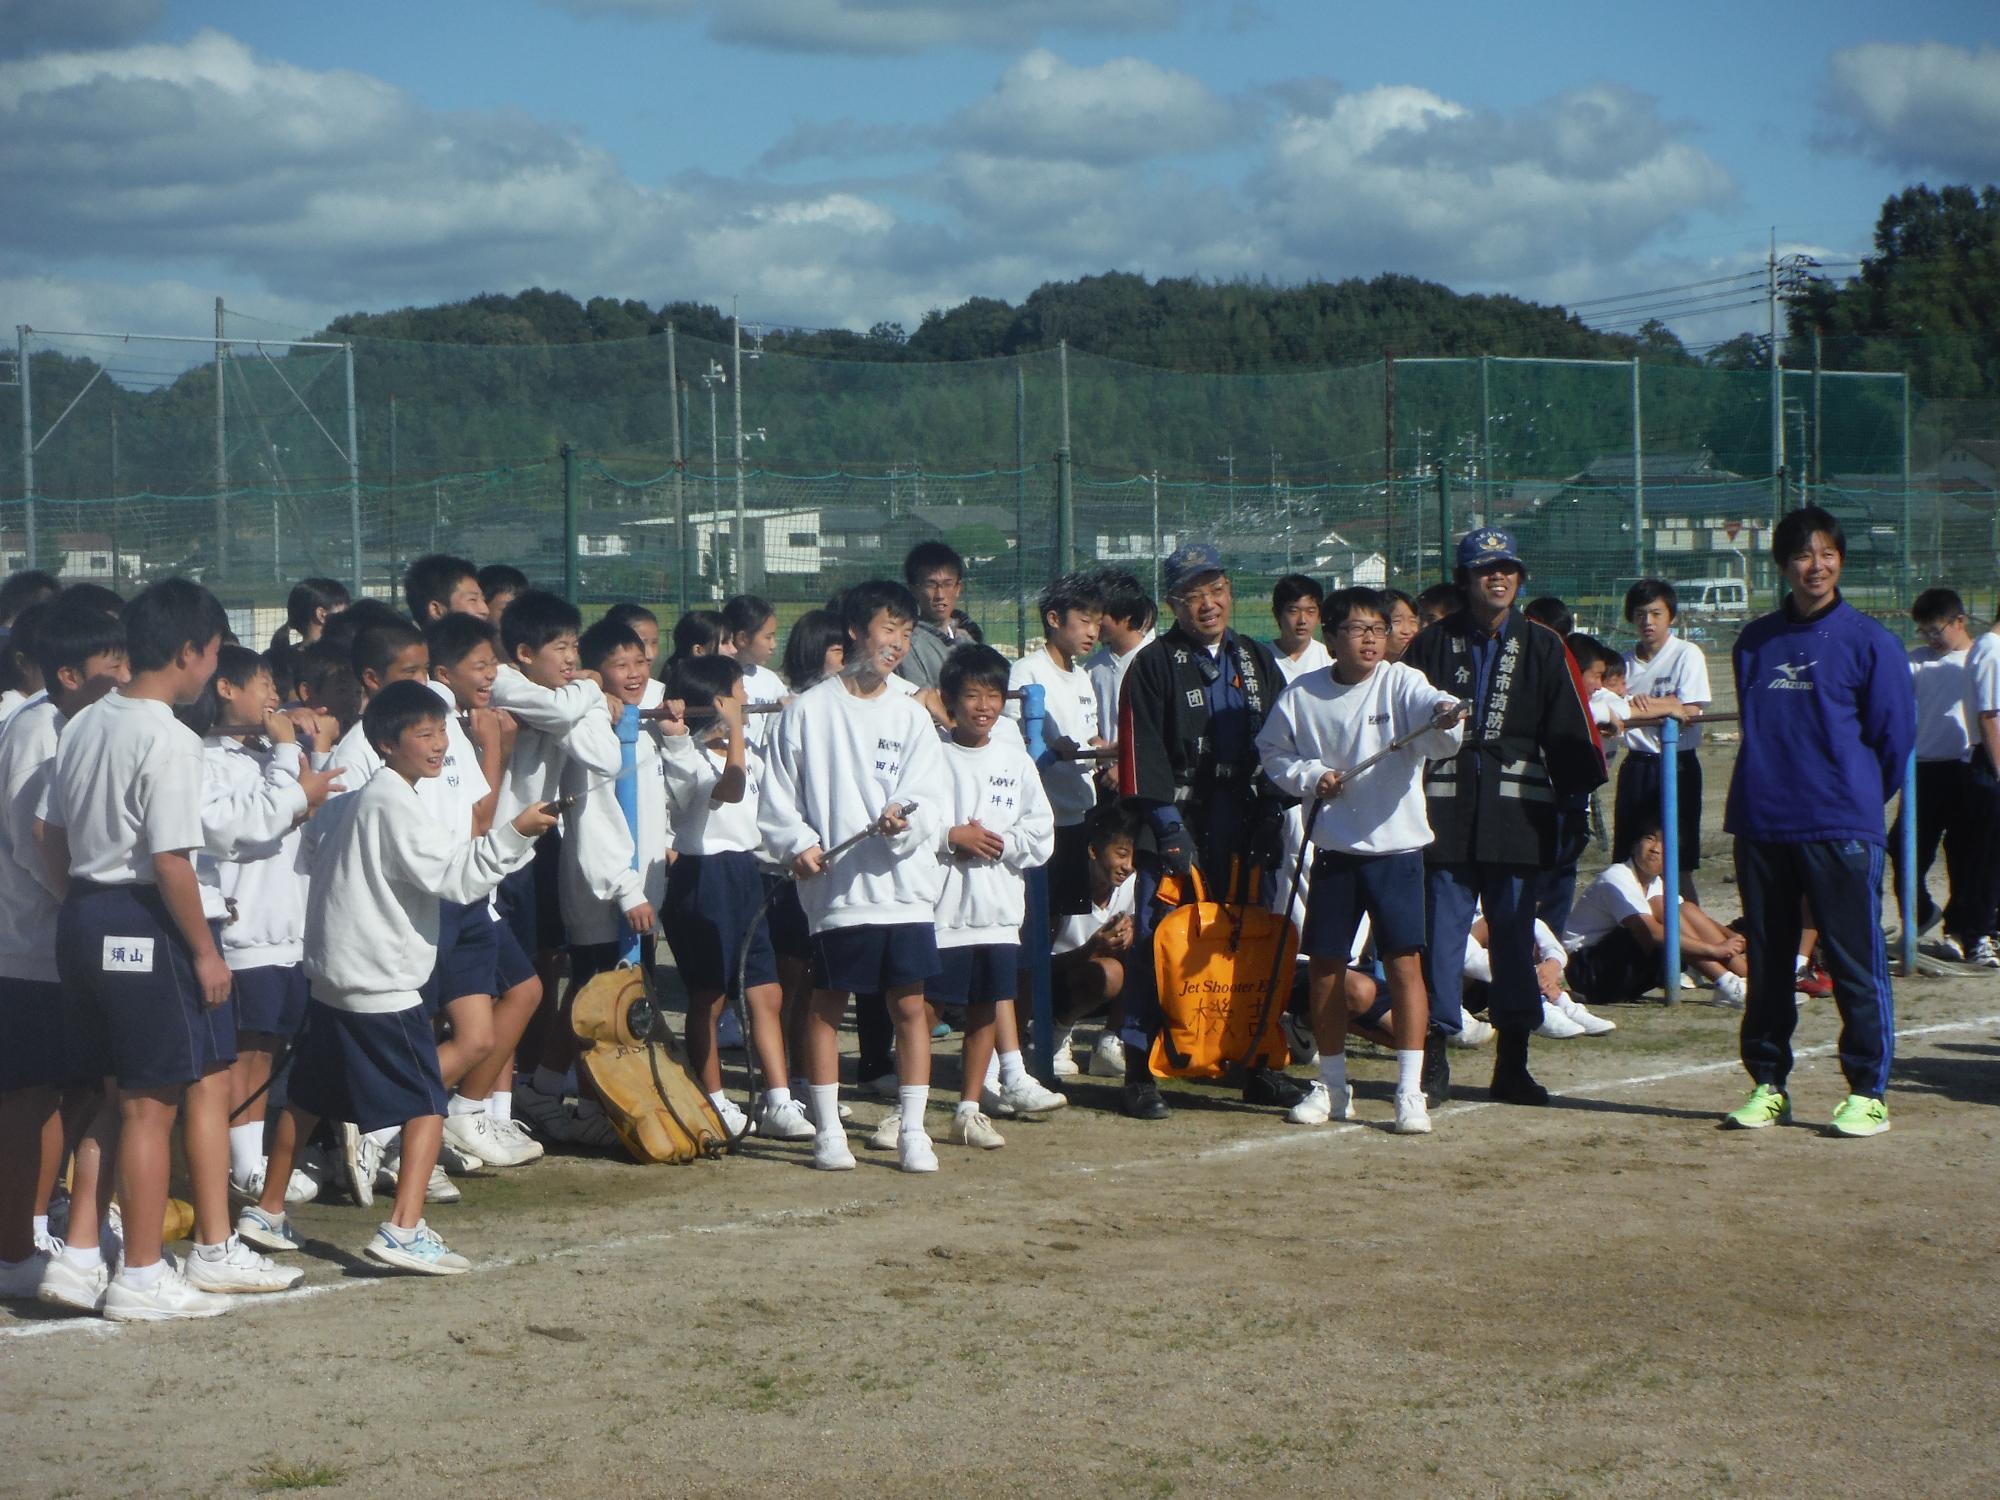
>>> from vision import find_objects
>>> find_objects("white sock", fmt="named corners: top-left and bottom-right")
top-left (120, 1257), bottom-right (164, 1289)
top-left (531, 1065), bottom-right (572, 1097)
top-left (955, 1098), bottom-right (979, 1117)
top-left (1395, 1049), bottom-right (1423, 1096)
top-left (898, 1085), bottom-right (929, 1137)
top-left (809, 1084), bottom-right (841, 1135)
top-left (1794, 954), bottom-right (1808, 973)
top-left (762, 1086), bottom-right (793, 1110)
top-left (983, 1052), bottom-right (1001, 1090)
top-left (1318, 1052), bottom-right (1349, 1098)
top-left (446, 1093), bottom-right (486, 1117)
top-left (490, 1090), bottom-right (512, 1123)
top-left (62, 1243), bottom-right (97, 1270)
top-left (32, 1214), bottom-right (48, 1242)
top-left (379, 1220), bottom-right (418, 1246)
top-left (193, 1239), bottom-right (229, 1261)
top-left (997, 1048), bottom-right (1028, 1086)
top-left (228, 1122), bottom-right (264, 1179)
top-left (364, 1126), bottom-right (399, 1149)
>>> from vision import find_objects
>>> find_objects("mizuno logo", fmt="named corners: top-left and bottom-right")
top-left (1767, 659), bottom-right (1816, 691)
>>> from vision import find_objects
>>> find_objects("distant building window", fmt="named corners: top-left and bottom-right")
top-left (89, 554), bottom-right (109, 570)
top-left (787, 532), bottom-right (815, 549)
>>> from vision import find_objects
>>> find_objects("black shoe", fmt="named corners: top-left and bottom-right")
top-left (1121, 1077), bottom-right (1169, 1120)
top-left (1240, 1065), bottom-right (1309, 1108)
top-left (1421, 1030), bottom-right (1450, 1108)
top-left (1489, 1068), bottom-right (1550, 1107)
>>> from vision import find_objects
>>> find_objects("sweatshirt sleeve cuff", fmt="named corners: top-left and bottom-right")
top-left (490, 820), bottom-right (534, 862)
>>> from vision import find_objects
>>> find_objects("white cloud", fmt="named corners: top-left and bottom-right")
top-left (536, 0), bottom-right (1183, 53)
top-left (0, 0), bottom-right (160, 60)
top-left (951, 48), bottom-right (1239, 163)
top-left (1822, 41), bottom-right (2000, 178)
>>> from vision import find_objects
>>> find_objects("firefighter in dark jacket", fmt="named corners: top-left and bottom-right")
top-left (1403, 528), bottom-right (1607, 1106)
top-left (1113, 542), bottom-right (1306, 1119)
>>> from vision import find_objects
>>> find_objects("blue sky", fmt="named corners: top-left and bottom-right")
top-left (3, 0), bottom-right (1996, 354)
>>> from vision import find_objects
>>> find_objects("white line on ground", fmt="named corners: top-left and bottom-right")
top-left (7, 1011), bottom-right (1996, 1341)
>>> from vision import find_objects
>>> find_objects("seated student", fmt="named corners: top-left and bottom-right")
top-left (1006, 571), bottom-right (1106, 921)
top-left (190, 645), bottom-right (344, 1205)
top-left (662, 654), bottom-right (806, 1140)
top-left (1616, 579), bottom-right (1709, 900)
top-left (239, 681), bottom-right (557, 1276)
top-left (1898, 588), bottom-right (1974, 948)
top-left (406, 553), bottom-right (488, 624)
top-left (1082, 568), bottom-right (1156, 737)
top-left (758, 580), bottom-right (950, 1174)
top-left (1462, 911), bottom-right (1615, 1037)
top-left (898, 541), bottom-right (984, 689)
top-left (1383, 589), bottom-right (1420, 662)
top-left (476, 565), bottom-right (530, 630)
top-left (1052, 803), bottom-right (1140, 1079)
top-left (1561, 813), bottom-right (1748, 1009)
top-left (0, 592), bottom-right (128, 1309)
top-left (1271, 574), bottom-right (1332, 684)
top-left (1256, 584), bottom-right (1465, 1134)
top-left (48, 579), bottom-right (302, 1320)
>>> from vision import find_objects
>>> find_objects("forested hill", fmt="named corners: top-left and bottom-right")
top-left (316, 272), bottom-right (1683, 372)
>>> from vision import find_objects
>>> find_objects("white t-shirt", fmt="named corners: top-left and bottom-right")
top-left (1563, 861), bottom-right (1676, 953)
top-left (1272, 637), bottom-right (1332, 685)
top-left (424, 681), bottom-right (491, 838)
top-left (1590, 686), bottom-right (1628, 770)
top-left (741, 662), bottom-right (786, 750)
top-left (1006, 648), bottom-right (1101, 826)
top-left (0, 697), bottom-right (64, 979)
top-left (1909, 645), bottom-right (1971, 763)
top-left (1621, 635), bottom-right (1710, 754)
top-left (1053, 871), bottom-right (1137, 956)
top-left (1085, 629), bottom-right (1154, 740)
top-left (1960, 631), bottom-right (2000, 765)
top-left (666, 739), bottom-right (765, 857)
top-left (46, 691), bottom-right (205, 886)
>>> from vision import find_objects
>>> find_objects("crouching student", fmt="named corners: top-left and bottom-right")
top-left (1256, 586), bottom-right (1465, 1134)
top-left (1561, 814), bottom-right (1748, 1010)
top-left (239, 681), bottom-right (557, 1275)
top-left (663, 654), bottom-right (807, 1140)
top-left (1462, 909), bottom-right (1616, 1037)
top-left (909, 645), bottom-right (1055, 1152)
top-left (47, 580), bottom-right (302, 1320)
top-left (758, 581), bottom-right (949, 1173)
top-left (1055, 803), bottom-right (1140, 1079)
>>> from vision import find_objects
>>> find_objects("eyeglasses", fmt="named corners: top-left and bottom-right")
top-left (1336, 622), bottom-right (1389, 639)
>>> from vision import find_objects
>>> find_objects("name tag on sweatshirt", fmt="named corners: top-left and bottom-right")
top-left (103, 937), bottom-right (156, 973)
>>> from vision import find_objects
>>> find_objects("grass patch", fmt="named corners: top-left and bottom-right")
top-left (248, 1460), bottom-right (348, 1492)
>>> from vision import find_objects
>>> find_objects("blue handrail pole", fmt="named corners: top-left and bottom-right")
top-left (1660, 717), bottom-right (1681, 1003)
top-left (1019, 683), bottom-right (1057, 1080)
top-left (1900, 750), bottom-right (1918, 973)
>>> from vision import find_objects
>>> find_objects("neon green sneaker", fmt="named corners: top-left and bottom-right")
top-left (1828, 1094), bottom-right (1890, 1138)
top-left (1722, 1083), bottom-right (1791, 1129)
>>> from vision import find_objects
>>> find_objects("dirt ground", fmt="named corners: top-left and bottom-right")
top-left (7, 738), bottom-right (2000, 1499)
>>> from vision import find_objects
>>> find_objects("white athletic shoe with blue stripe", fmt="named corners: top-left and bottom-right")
top-left (363, 1220), bottom-right (471, 1276)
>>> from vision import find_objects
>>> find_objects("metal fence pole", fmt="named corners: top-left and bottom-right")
top-left (1015, 361), bottom-right (1027, 653)
top-left (1900, 750), bottom-right (1918, 975)
top-left (561, 442), bottom-right (579, 605)
top-left (667, 324), bottom-right (684, 616)
top-left (215, 298), bottom-right (229, 585)
top-left (16, 326), bottom-right (35, 572)
top-left (1056, 340), bottom-right (1074, 572)
top-left (1631, 357), bottom-right (1644, 578)
top-left (1660, 716), bottom-right (1681, 1003)
top-left (343, 341), bottom-right (361, 594)
top-left (1437, 467), bottom-right (1451, 579)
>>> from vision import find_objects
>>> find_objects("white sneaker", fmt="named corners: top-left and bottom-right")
top-left (234, 1206), bottom-right (299, 1255)
top-left (811, 1130), bottom-right (856, 1171)
top-left (714, 1097), bottom-right (752, 1138)
top-left (36, 1253), bottom-right (108, 1313)
top-left (1051, 1027), bottom-right (1080, 1076)
top-left (379, 1146), bottom-right (460, 1204)
top-left (755, 1096), bottom-right (817, 1141)
top-left (867, 1111), bottom-right (902, 1151)
top-left (1089, 1032), bottom-right (1127, 1077)
top-left (897, 1130), bottom-right (939, 1173)
top-left (1975, 936), bottom-right (2000, 970)
top-left (1680, 971), bottom-right (1698, 989)
top-left (1922, 935), bottom-right (1968, 963)
top-left (364, 1219), bottom-right (470, 1276)
top-left (1713, 972), bottom-right (1748, 1010)
top-left (228, 1165), bottom-right (266, 1204)
top-left (1449, 1016), bottom-right (1496, 1048)
top-left (948, 1109), bottom-right (1006, 1149)
top-left (998, 1077), bottom-right (1068, 1115)
top-left (1535, 1001), bottom-right (1586, 1039)
top-left (0, 1249), bottom-right (50, 1301)
top-left (490, 1116), bottom-right (544, 1157)
top-left (1557, 994), bottom-right (1617, 1035)
top-left (1279, 1011), bottom-right (1320, 1066)
top-left (446, 1109), bottom-right (542, 1168)
top-left (186, 1235), bottom-right (305, 1294)
top-left (340, 1123), bottom-right (379, 1208)
top-left (104, 1262), bottom-right (228, 1322)
top-left (1286, 1080), bottom-right (1355, 1125)
top-left (1392, 1089), bottom-right (1433, 1135)
top-left (979, 1086), bottom-right (1017, 1120)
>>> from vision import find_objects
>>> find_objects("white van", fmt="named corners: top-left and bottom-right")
top-left (1678, 577), bottom-right (1749, 618)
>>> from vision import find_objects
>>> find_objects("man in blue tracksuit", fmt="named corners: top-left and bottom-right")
top-left (1723, 505), bottom-right (1914, 1138)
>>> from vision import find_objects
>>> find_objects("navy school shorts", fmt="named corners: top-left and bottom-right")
top-left (531, 831), bottom-right (567, 954)
top-left (421, 898), bottom-right (500, 1013)
top-left (925, 942), bottom-right (1019, 1008)
top-left (766, 876), bottom-right (811, 963)
top-left (494, 862), bottom-right (539, 962)
top-left (286, 998), bottom-right (448, 1134)
top-left (493, 908), bottom-right (537, 994)
top-left (664, 850), bottom-right (779, 994)
top-left (1564, 926), bottom-right (1656, 1005)
top-left (232, 963), bottom-right (310, 1038)
top-left (1302, 848), bottom-right (1427, 961)
top-left (811, 922), bottom-right (940, 995)
top-left (0, 976), bottom-right (73, 1092)
top-left (55, 880), bottom-right (237, 1090)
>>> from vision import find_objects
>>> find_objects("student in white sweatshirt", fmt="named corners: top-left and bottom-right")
top-left (192, 645), bottom-right (343, 1205)
top-left (758, 580), bottom-right (950, 1174)
top-left (1255, 585), bottom-right (1466, 1136)
top-left (1005, 570), bottom-right (1106, 922)
top-left (1271, 573), bottom-right (1333, 684)
top-left (240, 681), bottom-right (555, 1277)
top-left (1081, 570), bottom-right (1156, 743)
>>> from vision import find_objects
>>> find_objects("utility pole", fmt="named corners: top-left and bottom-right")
top-left (109, 403), bottom-right (119, 496)
top-left (1768, 231), bottom-right (1782, 524)
top-left (216, 297), bottom-right (229, 581)
top-left (1056, 339), bottom-right (1074, 573)
top-left (16, 327), bottom-right (33, 571)
top-left (667, 324), bottom-right (686, 618)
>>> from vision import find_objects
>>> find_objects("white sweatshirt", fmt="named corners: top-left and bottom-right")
top-left (666, 736), bottom-right (765, 856)
top-left (1256, 661), bottom-right (1463, 855)
top-left (1005, 648), bottom-right (1101, 826)
top-left (198, 736), bottom-right (310, 970)
top-left (757, 676), bottom-right (950, 934)
top-left (0, 698), bottom-right (63, 980)
top-left (324, 696), bottom-right (488, 834)
top-left (1084, 629), bottom-right (1154, 740)
top-left (558, 705), bottom-right (670, 945)
top-left (303, 769), bottom-right (533, 1013)
top-left (490, 665), bottom-right (614, 823)
top-left (742, 661), bottom-right (786, 752)
top-left (934, 735), bottom-right (1056, 949)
